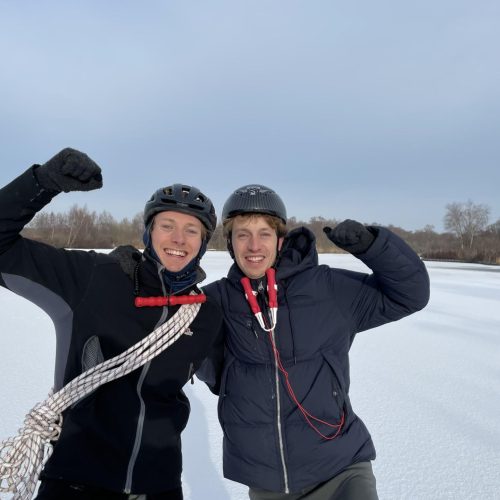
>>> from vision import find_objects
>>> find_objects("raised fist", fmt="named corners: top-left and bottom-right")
top-left (35, 147), bottom-right (103, 193)
top-left (323, 219), bottom-right (375, 255)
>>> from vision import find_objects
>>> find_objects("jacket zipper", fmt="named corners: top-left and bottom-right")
top-left (271, 327), bottom-right (290, 493)
top-left (124, 361), bottom-right (151, 493)
top-left (124, 266), bottom-right (170, 493)
top-left (258, 282), bottom-right (289, 493)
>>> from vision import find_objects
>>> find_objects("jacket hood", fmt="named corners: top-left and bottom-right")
top-left (277, 226), bottom-right (318, 280)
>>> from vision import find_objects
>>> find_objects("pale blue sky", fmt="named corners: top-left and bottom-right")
top-left (1, 1), bottom-right (499, 231)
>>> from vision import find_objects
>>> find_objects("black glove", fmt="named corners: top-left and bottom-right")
top-left (34, 147), bottom-right (103, 192)
top-left (323, 219), bottom-right (375, 255)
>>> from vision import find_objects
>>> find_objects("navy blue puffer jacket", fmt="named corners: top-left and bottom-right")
top-left (201, 226), bottom-right (430, 493)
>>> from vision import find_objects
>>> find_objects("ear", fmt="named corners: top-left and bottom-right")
top-left (278, 237), bottom-right (284, 251)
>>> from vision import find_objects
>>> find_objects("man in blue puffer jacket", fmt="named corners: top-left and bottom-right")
top-left (199, 184), bottom-right (430, 499)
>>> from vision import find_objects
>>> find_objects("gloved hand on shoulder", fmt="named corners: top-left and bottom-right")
top-left (35, 147), bottom-right (103, 192)
top-left (323, 219), bottom-right (375, 255)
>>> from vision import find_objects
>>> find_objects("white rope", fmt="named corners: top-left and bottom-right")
top-left (0, 300), bottom-right (202, 500)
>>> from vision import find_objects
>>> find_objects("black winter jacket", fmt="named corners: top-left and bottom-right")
top-left (201, 226), bottom-right (430, 493)
top-left (0, 167), bottom-right (222, 494)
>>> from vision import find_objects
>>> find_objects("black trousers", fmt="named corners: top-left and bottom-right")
top-left (249, 461), bottom-right (378, 500)
top-left (35, 478), bottom-right (183, 500)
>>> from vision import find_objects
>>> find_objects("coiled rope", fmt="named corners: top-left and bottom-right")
top-left (0, 300), bottom-right (202, 500)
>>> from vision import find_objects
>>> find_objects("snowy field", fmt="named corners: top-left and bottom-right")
top-left (1, 252), bottom-right (499, 500)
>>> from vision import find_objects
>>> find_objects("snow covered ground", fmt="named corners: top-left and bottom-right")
top-left (1, 252), bottom-right (499, 499)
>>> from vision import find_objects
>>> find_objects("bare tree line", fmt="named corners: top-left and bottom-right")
top-left (22, 201), bottom-right (500, 264)
top-left (23, 205), bottom-right (144, 249)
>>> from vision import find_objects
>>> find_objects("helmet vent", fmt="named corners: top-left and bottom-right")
top-left (144, 183), bottom-right (217, 238)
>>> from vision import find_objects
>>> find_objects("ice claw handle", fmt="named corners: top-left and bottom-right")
top-left (265, 268), bottom-right (278, 308)
top-left (135, 295), bottom-right (206, 307)
top-left (240, 277), bottom-right (260, 315)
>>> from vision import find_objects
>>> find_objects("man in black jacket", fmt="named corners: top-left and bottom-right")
top-left (199, 184), bottom-right (430, 500)
top-left (0, 148), bottom-right (222, 499)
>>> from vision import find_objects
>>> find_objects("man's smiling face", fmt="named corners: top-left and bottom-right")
top-left (150, 211), bottom-right (203, 272)
top-left (231, 215), bottom-right (283, 279)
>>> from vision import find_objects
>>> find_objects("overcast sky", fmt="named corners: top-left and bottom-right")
top-left (1, 1), bottom-right (499, 231)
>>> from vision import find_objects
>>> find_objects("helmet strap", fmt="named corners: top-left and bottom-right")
top-left (142, 220), bottom-right (154, 248)
top-left (226, 234), bottom-right (235, 259)
top-left (274, 239), bottom-right (281, 266)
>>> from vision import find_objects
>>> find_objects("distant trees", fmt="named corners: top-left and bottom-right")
top-left (22, 201), bottom-right (500, 265)
top-left (444, 200), bottom-right (490, 252)
top-left (209, 224), bottom-right (226, 250)
top-left (289, 216), bottom-right (340, 252)
top-left (23, 205), bottom-right (144, 249)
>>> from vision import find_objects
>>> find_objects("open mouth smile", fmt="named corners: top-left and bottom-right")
top-left (245, 256), bottom-right (265, 263)
top-left (164, 248), bottom-right (188, 257)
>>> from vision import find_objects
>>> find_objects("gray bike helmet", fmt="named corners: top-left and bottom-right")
top-left (221, 184), bottom-right (287, 223)
top-left (144, 184), bottom-right (217, 240)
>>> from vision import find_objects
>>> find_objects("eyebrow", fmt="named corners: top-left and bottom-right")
top-left (234, 227), bottom-right (272, 234)
top-left (157, 218), bottom-right (200, 228)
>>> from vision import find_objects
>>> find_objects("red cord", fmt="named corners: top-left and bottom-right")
top-left (267, 329), bottom-right (344, 440)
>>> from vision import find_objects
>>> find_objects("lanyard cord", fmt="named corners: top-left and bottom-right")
top-left (241, 269), bottom-right (344, 441)
top-left (266, 330), bottom-right (345, 441)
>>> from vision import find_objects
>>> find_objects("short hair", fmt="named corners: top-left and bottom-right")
top-left (223, 213), bottom-right (287, 238)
